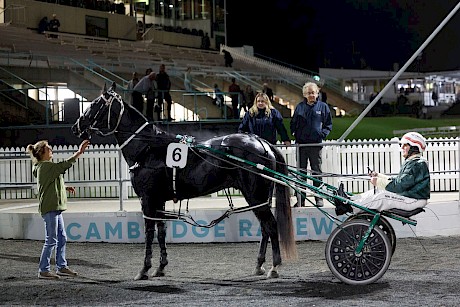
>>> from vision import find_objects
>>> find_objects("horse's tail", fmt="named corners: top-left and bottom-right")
top-left (273, 146), bottom-right (298, 261)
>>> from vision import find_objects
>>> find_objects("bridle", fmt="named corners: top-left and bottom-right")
top-left (76, 88), bottom-right (150, 150)
top-left (87, 89), bottom-right (125, 137)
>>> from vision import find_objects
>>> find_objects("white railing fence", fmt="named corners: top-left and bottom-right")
top-left (0, 137), bottom-right (458, 200)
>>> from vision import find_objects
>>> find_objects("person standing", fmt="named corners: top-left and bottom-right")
top-left (156, 64), bottom-right (174, 121)
top-left (213, 83), bottom-right (224, 106)
top-left (27, 139), bottom-right (90, 279)
top-left (38, 16), bottom-right (49, 34)
top-left (238, 92), bottom-right (291, 146)
top-left (184, 66), bottom-right (193, 92)
top-left (228, 77), bottom-right (241, 119)
top-left (244, 84), bottom-right (256, 110)
top-left (132, 71), bottom-right (156, 115)
top-left (262, 83), bottom-right (274, 103)
top-left (49, 14), bottom-right (60, 38)
top-left (223, 50), bottom-right (233, 67)
top-left (290, 82), bottom-right (332, 207)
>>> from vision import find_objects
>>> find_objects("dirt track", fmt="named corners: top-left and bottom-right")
top-left (1, 236), bottom-right (460, 306)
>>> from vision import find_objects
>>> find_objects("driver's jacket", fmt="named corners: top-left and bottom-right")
top-left (382, 155), bottom-right (430, 199)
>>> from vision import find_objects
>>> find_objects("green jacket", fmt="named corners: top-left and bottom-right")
top-left (33, 157), bottom-right (76, 215)
top-left (386, 155), bottom-right (430, 199)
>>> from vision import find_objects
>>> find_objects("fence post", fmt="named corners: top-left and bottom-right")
top-left (390, 137), bottom-right (401, 175)
top-left (118, 148), bottom-right (124, 211)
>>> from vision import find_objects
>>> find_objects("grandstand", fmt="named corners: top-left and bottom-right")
top-left (0, 2), bottom-right (362, 146)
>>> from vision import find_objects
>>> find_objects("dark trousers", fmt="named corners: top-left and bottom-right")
top-left (132, 91), bottom-right (144, 114)
top-left (298, 145), bottom-right (323, 203)
top-left (232, 99), bottom-right (239, 119)
top-left (158, 91), bottom-right (172, 119)
top-left (146, 98), bottom-right (155, 121)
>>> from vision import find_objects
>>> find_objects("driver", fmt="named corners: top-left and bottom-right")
top-left (351, 131), bottom-right (430, 212)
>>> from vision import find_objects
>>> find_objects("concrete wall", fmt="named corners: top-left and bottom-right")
top-left (6, 0), bottom-right (136, 40)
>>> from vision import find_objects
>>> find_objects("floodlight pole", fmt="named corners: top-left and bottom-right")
top-left (338, 2), bottom-right (460, 142)
top-left (224, 0), bottom-right (227, 46)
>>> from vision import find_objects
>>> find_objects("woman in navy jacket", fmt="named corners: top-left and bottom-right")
top-left (238, 92), bottom-right (291, 146)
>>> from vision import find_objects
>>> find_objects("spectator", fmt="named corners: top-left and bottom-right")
top-left (26, 139), bottom-right (90, 279)
top-left (290, 82), bottom-right (333, 207)
top-left (213, 83), bottom-right (224, 106)
top-left (184, 66), bottom-right (193, 92)
top-left (49, 14), bottom-right (60, 38)
top-left (262, 83), bottom-right (274, 103)
top-left (38, 16), bottom-right (49, 34)
top-left (201, 32), bottom-right (211, 50)
top-left (238, 92), bottom-right (291, 146)
top-left (156, 64), bottom-right (174, 121)
top-left (132, 71), bottom-right (156, 115)
top-left (228, 77), bottom-right (241, 119)
top-left (223, 50), bottom-right (233, 67)
top-left (351, 132), bottom-right (430, 212)
top-left (244, 84), bottom-right (256, 110)
top-left (318, 88), bottom-right (327, 103)
top-left (432, 91), bottom-right (438, 106)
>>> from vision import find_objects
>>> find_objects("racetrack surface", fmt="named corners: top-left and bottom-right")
top-left (1, 236), bottom-right (459, 306)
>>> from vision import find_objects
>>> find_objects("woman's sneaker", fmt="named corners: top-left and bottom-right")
top-left (57, 267), bottom-right (78, 277)
top-left (38, 271), bottom-right (60, 279)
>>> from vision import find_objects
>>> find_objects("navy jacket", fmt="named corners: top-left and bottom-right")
top-left (290, 99), bottom-right (332, 144)
top-left (238, 108), bottom-right (290, 144)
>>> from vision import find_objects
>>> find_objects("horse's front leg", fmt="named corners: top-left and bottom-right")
top-left (254, 234), bottom-right (268, 276)
top-left (152, 221), bottom-right (168, 277)
top-left (134, 218), bottom-right (155, 280)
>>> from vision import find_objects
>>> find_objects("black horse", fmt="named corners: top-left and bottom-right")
top-left (72, 84), bottom-right (297, 280)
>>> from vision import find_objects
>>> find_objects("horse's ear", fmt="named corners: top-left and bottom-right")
top-left (102, 83), bottom-right (107, 94)
top-left (111, 81), bottom-right (116, 91)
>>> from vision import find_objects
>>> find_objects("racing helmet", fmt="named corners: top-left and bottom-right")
top-left (399, 131), bottom-right (427, 153)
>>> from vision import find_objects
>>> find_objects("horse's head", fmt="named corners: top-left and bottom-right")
top-left (72, 82), bottom-right (124, 139)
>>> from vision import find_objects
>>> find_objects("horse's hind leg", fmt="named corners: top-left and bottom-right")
top-left (152, 221), bottom-right (168, 277)
top-left (134, 219), bottom-right (155, 280)
top-left (254, 208), bottom-right (281, 278)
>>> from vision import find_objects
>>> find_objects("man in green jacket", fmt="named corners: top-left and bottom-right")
top-left (352, 132), bottom-right (430, 211)
top-left (27, 139), bottom-right (90, 279)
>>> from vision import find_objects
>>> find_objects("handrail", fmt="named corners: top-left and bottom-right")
top-left (0, 4), bottom-right (26, 25)
top-left (86, 59), bottom-right (129, 89)
top-left (0, 66), bottom-right (51, 123)
top-left (68, 58), bottom-right (125, 90)
top-left (221, 44), bottom-right (319, 86)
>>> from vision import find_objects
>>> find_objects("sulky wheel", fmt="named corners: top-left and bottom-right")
top-left (325, 219), bottom-right (392, 285)
top-left (345, 213), bottom-right (397, 255)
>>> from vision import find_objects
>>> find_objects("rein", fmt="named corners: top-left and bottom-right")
top-left (118, 122), bottom-right (149, 150)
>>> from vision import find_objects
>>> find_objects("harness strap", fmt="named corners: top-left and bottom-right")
top-left (119, 122), bottom-right (149, 150)
top-left (143, 201), bottom-right (270, 228)
top-left (172, 167), bottom-right (178, 202)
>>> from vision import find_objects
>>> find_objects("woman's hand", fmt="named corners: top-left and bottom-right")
top-left (78, 140), bottom-right (90, 155)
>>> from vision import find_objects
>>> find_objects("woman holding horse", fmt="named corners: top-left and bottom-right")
top-left (27, 139), bottom-right (90, 279)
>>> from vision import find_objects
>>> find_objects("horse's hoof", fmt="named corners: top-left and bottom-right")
top-left (267, 269), bottom-right (279, 278)
top-left (253, 266), bottom-right (265, 276)
top-left (134, 273), bottom-right (149, 281)
top-left (151, 269), bottom-right (165, 277)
